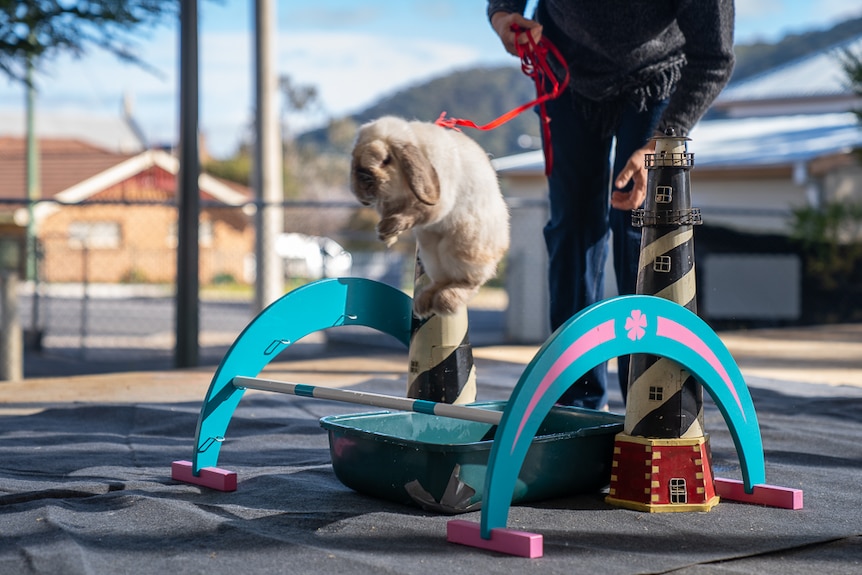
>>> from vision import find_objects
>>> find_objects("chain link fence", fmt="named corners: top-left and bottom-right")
top-left (10, 199), bottom-right (437, 376)
top-left (6, 197), bottom-right (823, 378)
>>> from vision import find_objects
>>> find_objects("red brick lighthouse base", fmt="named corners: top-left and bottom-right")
top-left (605, 433), bottom-right (719, 512)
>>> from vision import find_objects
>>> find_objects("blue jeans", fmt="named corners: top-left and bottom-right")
top-left (543, 90), bottom-right (669, 409)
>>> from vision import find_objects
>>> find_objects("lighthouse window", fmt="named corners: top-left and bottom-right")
top-left (655, 186), bottom-right (673, 203)
top-left (648, 386), bottom-right (663, 401)
top-left (653, 255), bottom-right (672, 273)
top-left (670, 478), bottom-right (687, 503)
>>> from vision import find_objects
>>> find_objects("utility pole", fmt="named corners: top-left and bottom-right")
top-left (175, 0), bottom-right (200, 368)
top-left (253, 0), bottom-right (284, 313)
top-left (25, 49), bottom-right (41, 341)
top-left (25, 55), bottom-right (39, 283)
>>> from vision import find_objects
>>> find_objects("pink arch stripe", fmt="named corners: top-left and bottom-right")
top-left (512, 319), bottom-right (616, 451)
top-left (656, 316), bottom-right (744, 417)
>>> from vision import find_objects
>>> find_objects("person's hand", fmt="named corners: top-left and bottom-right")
top-left (490, 11), bottom-right (543, 56)
top-left (611, 141), bottom-right (656, 210)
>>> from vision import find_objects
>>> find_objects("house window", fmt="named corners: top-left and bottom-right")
top-left (168, 219), bottom-right (213, 247)
top-left (653, 255), bottom-right (672, 273)
top-left (648, 386), bottom-right (663, 401)
top-left (68, 221), bottom-right (121, 249)
top-left (670, 478), bottom-right (687, 504)
top-left (655, 186), bottom-right (673, 203)
top-left (200, 219), bottom-right (213, 246)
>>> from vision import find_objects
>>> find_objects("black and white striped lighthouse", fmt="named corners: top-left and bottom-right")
top-left (627, 129), bottom-right (704, 439)
top-left (606, 129), bottom-right (718, 512)
top-left (406, 254), bottom-right (477, 405)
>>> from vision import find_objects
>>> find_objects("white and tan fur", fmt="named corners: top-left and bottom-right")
top-left (350, 116), bottom-right (510, 318)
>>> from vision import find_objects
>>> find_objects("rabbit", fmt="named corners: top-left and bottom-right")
top-left (350, 116), bottom-right (510, 318)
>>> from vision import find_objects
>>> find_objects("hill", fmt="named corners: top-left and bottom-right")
top-left (300, 64), bottom-right (540, 160)
top-left (732, 15), bottom-right (862, 82)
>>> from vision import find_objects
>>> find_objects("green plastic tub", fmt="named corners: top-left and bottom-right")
top-left (320, 401), bottom-right (624, 513)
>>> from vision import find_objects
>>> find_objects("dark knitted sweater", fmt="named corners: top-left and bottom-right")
top-left (487, 0), bottom-right (735, 136)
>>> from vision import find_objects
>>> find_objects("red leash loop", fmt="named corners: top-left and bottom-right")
top-left (435, 23), bottom-right (569, 176)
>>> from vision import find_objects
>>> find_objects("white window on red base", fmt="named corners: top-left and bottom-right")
top-left (670, 478), bottom-right (687, 504)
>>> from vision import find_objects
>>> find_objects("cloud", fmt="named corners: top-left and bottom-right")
top-left (280, 31), bottom-right (489, 116)
top-left (288, 6), bottom-right (381, 28)
top-left (735, 0), bottom-right (862, 42)
top-left (189, 28), bottom-right (510, 155)
top-left (807, 0), bottom-right (862, 24)
top-left (735, 0), bottom-right (785, 19)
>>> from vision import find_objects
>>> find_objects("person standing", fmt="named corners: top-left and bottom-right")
top-left (488, 0), bottom-right (735, 409)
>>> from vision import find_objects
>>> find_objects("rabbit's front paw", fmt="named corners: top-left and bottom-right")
top-left (377, 215), bottom-right (410, 246)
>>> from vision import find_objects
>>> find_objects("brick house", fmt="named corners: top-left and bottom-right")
top-left (0, 137), bottom-right (254, 284)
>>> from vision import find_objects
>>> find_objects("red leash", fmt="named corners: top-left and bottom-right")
top-left (435, 24), bottom-right (569, 176)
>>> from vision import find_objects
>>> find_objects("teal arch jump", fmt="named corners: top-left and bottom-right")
top-left (189, 278), bottom-right (412, 475)
top-left (480, 295), bottom-right (765, 539)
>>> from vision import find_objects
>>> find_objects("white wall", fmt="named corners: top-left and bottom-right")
top-left (691, 176), bottom-right (809, 234)
top-left (499, 175), bottom-right (550, 343)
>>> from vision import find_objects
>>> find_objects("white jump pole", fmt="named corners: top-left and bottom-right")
top-left (232, 376), bottom-right (502, 426)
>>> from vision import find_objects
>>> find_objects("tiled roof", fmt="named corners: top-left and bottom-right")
top-left (0, 137), bottom-right (251, 204)
top-left (0, 138), bottom-right (133, 200)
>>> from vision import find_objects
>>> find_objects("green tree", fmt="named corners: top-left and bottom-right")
top-left (791, 201), bottom-right (862, 290)
top-left (0, 0), bottom-right (175, 83)
top-left (839, 46), bottom-right (862, 130)
top-left (204, 151), bottom-right (252, 186)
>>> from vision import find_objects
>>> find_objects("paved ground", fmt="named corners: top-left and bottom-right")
top-left (5, 301), bottom-right (862, 574)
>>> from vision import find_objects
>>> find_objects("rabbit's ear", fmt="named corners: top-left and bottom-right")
top-left (392, 142), bottom-right (440, 205)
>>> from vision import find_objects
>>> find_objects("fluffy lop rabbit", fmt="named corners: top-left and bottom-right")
top-left (350, 116), bottom-right (510, 318)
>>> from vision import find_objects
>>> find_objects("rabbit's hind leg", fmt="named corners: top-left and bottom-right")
top-left (412, 284), bottom-right (437, 319)
top-left (413, 281), bottom-right (478, 317)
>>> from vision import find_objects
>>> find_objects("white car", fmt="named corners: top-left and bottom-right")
top-left (274, 233), bottom-right (352, 279)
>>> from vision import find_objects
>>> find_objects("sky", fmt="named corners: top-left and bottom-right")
top-left (2, 0), bottom-right (862, 159)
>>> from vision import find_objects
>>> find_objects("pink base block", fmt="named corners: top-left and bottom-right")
top-left (714, 477), bottom-right (803, 509)
top-left (171, 460), bottom-right (237, 492)
top-left (447, 519), bottom-right (543, 558)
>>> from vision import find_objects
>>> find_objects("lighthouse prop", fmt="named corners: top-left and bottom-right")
top-left (605, 128), bottom-right (717, 512)
top-left (407, 255), bottom-right (477, 404)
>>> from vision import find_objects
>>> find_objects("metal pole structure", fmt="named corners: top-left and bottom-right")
top-left (175, 0), bottom-right (200, 368)
top-left (0, 272), bottom-right (23, 381)
top-left (232, 376), bottom-right (502, 426)
top-left (79, 241), bottom-right (89, 359)
top-left (253, 0), bottom-right (284, 313)
top-left (25, 52), bottom-right (41, 340)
